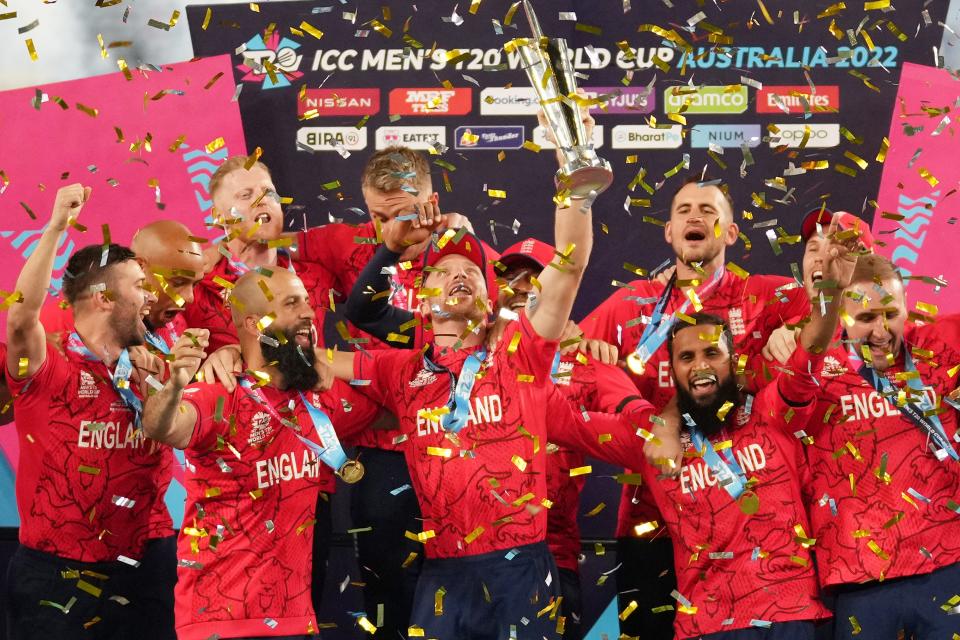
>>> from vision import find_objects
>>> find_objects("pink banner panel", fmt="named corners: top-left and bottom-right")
top-left (873, 62), bottom-right (960, 313)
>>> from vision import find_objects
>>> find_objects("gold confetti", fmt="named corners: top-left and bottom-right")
top-left (512, 455), bottom-right (527, 472)
top-left (25, 38), bottom-right (37, 60)
top-left (569, 466), bottom-right (592, 477)
top-left (201, 7), bottom-right (212, 29)
top-left (76, 103), bottom-right (99, 118)
top-left (300, 20), bottom-right (323, 39)
top-left (918, 167), bottom-right (939, 187)
top-left (464, 526), bottom-right (484, 544)
top-left (434, 587), bottom-right (445, 616)
top-left (634, 521), bottom-right (658, 536)
top-left (426, 446), bottom-right (452, 458)
top-left (619, 600), bottom-right (638, 621)
top-left (849, 616), bottom-right (862, 635)
top-left (584, 502), bottom-right (606, 516)
top-left (205, 137), bottom-right (226, 154)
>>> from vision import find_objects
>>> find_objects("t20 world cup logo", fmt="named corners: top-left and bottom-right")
top-left (236, 31), bottom-right (304, 90)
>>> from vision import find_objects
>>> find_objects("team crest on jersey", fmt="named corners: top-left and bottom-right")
top-left (249, 411), bottom-right (273, 446)
top-left (409, 368), bottom-right (438, 388)
top-left (78, 370), bottom-right (99, 399)
top-left (820, 355), bottom-right (846, 377)
top-left (551, 360), bottom-right (574, 386)
top-left (728, 308), bottom-right (746, 336)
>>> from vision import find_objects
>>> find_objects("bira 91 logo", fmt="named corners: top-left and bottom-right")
top-left (388, 88), bottom-right (472, 116)
top-left (237, 32), bottom-right (304, 90)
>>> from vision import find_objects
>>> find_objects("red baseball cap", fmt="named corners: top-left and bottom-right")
top-left (422, 228), bottom-right (499, 300)
top-left (499, 237), bottom-right (555, 272)
top-left (800, 208), bottom-right (875, 250)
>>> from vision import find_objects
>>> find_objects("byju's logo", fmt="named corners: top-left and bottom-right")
top-left (237, 32), bottom-right (304, 90)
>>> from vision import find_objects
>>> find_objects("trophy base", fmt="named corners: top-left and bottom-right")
top-left (556, 161), bottom-right (614, 199)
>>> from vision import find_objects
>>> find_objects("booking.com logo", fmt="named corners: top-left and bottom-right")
top-left (236, 31), bottom-right (303, 89)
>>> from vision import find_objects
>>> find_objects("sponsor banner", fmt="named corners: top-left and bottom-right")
top-left (690, 124), bottom-right (762, 148)
top-left (297, 88), bottom-right (380, 117)
top-left (756, 85), bottom-right (840, 114)
top-left (480, 87), bottom-right (539, 115)
top-left (664, 85), bottom-right (749, 114)
top-left (874, 62), bottom-right (960, 312)
top-left (297, 127), bottom-right (368, 151)
top-left (480, 86), bottom-right (655, 116)
top-left (388, 87), bottom-right (472, 116)
top-left (584, 86), bottom-right (656, 114)
top-left (768, 123), bottom-right (840, 148)
top-left (611, 124), bottom-right (683, 149)
top-left (375, 126), bottom-right (446, 150)
top-left (532, 125), bottom-right (605, 150)
top-left (455, 125), bottom-right (525, 150)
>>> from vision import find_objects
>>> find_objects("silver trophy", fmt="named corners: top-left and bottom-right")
top-left (517, 0), bottom-right (613, 197)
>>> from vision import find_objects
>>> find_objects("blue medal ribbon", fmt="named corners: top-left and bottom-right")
top-left (689, 424), bottom-right (748, 500)
top-left (144, 322), bottom-right (179, 355)
top-left (238, 378), bottom-right (351, 472)
top-left (633, 267), bottom-right (726, 369)
top-left (66, 332), bottom-right (143, 427)
top-left (423, 346), bottom-right (487, 433)
top-left (848, 343), bottom-right (959, 462)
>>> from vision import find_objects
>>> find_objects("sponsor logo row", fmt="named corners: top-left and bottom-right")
top-left (296, 123), bottom-right (844, 152)
top-left (299, 85), bottom-right (840, 117)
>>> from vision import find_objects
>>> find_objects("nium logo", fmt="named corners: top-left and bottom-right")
top-left (298, 88), bottom-right (380, 117)
top-left (454, 126), bottom-right (524, 150)
top-left (237, 32), bottom-right (303, 90)
top-left (756, 85), bottom-right (840, 114)
top-left (611, 124), bottom-right (682, 149)
top-left (296, 127), bottom-right (368, 152)
top-left (690, 124), bottom-right (762, 148)
top-left (664, 85), bottom-right (748, 114)
top-left (375, 126), bottom-right (447, 150)
top-left (768, 123), bottom-right (840, 148)
top-left (388, 88), bottom-right (472, 116)
top-left (532, 125), bottom-right (604, 150)
top-left (479, 87), bottom-right (539, 115)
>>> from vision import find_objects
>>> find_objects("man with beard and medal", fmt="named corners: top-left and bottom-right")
top-left (5, 185), bottom-right (177, 639)
top-left (635, 229), bottom-right (861, 640)
top-left (579, 174), bottom-right (811, 639)
top-left (142, 268), bottom-right (379, 640)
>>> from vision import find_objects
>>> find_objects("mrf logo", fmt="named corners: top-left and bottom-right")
top-left (237, 31), bottom-right (304, 89)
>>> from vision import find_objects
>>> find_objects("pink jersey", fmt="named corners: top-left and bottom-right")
top-left (580, 271), bottom-right (808, 537)
top-left (7, 339), bottom-right (173, 562)
top-left (182, 252), bottom-right (336, 355)
top-left (804, 316), bottom-right (960, 587)
top-left (548, 354), bottom-right (648, 571)
top-left (640, 347), bottom-right (831, 638)
top-left (176, 379), bottom-right (378, 639)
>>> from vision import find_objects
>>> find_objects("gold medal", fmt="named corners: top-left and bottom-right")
top-left (337, 459), bottom-right (365, 484)
top-left (738, 490), bottom-right (760, 515)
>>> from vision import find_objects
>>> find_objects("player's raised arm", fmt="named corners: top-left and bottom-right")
top-left (528, 108), bottom-right (598, 342)
top-left (7, 184), bottom-right (90, 379)
top-left (142, 329), bottom-right (209, 449)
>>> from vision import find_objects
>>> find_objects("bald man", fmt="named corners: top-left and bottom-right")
top-left (142, 269), bottom-right (380, 640)
top-left (40, 219), bottom-right (204, 356)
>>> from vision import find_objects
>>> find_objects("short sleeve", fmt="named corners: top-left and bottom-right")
top-left (181, 382), bottom-right (232, 453)
top-left (324, 379), bottom-right (383, 442)
top-left (6, 342), bottom-right (70, 397)
top-left (353, 349), bottom-right (405, 416)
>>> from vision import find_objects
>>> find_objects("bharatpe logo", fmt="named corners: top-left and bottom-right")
top-left (664, 85), bottom-right (748, 114)
top-left (237, 32), bottom-right (304, 90)
top-left (611, 125), bottom-right (683, 149)
top-left (455, 126), bottom-right (524, 150)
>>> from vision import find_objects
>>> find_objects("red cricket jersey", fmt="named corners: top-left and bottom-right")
top-left (181, 252), bottom-right (336, 355)
top-left (640, 346), bottom-right (831, 638)
top-left (6, 339), bottom-right (174, 562)
top-left (804, 316), bottom-right (960, 588)
top-left (547, 354), bottom-right (648, 571)
top-left (580, 271), bottom-right (808, 538)
top-left (355, 314), bottom-right (651, 559)
top-left (298, 222), bottom-right (422, 451)
top-left (176, 378), bottom-right (378, 640)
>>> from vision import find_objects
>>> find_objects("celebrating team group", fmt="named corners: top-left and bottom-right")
top-left (2, 105), bottom-right (959, 640)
